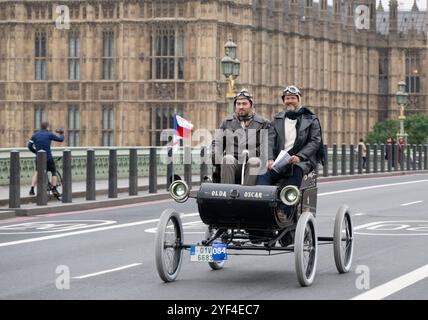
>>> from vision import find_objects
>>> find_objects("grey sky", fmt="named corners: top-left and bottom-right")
top-left (378, 0), bottom-right (427, 11)
top-left (314, 0), bottom-right (427, 11)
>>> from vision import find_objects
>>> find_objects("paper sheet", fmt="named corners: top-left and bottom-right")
top-left (272, 150), bottom-right (291, 173)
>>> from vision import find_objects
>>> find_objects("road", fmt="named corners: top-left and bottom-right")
top-left (0, 173), bottom-right (427, 300)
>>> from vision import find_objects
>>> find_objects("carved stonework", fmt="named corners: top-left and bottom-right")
top-left (24, 84), bottom-right (31, 100)
top-left (59, 84), bottom-right (65, 100)
top-left (81, 84), bottom-right (86, 100)
top-left (139, 83), bottom-right (144, 99)
top-left (153, 82), bottom-right (175, 100)
top-left (177, 83), bottom-right (185, 99)
top-left (0, 84), bottom-right (5, 100)
top-left (189, 83), bottom-right (195, 100)
top-left (99, 84), bottom-right (116, 100)
top-left (47, 83), bottom-right (52, 99)
top-left (32, 83), bottom-right (46, 100)
top-left (67, 83), bottom-right (80, 91)
top-left (67, 83), bottom-right (80, 100)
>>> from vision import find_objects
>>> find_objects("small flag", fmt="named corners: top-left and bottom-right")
top-left (173, 115), bottom-right (193, 151)
top-left (174, 115), bottom-right (193, 139)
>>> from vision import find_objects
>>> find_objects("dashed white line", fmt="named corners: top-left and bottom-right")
top-left (73, 263), bottom-right (142, 279)
top-left (351, 264), bottom-right (428, 300)
top-left (400, 201), bottom-right (423, 207)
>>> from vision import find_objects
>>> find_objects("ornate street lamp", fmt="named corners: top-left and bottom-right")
top-left (396, 81), bottom-right (409, 145)
top-left (221, 55), bottom-right (234, 78)
top-left (224, 39), bottom-right (237, 59)
top-left (221, 39), bottom-right (240, 115)
top-left (233, 58), bottom-right (240, 77)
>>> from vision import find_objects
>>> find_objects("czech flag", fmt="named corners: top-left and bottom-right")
top-left (173, 115), bottom-right (193, 150)
top-left (174, 115), bottom-right (193, 139)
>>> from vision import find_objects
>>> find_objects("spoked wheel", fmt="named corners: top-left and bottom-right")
top-left (205, 226), bottom-right (225, 271)
top-left (155, 209), bottom-right (184, 282)
top-left (333, 205), bottom-right (354, 273)
top-left (295, 212), bottom-right (318, 287)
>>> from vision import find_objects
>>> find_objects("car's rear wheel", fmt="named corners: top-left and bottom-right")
top-left (333, 205), bottom-right (354, 273)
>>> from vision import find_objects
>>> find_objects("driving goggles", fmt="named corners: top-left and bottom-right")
top-left (234, 90), bottom-right (252, 100)
top-left (282, 86), bottom-right (301, 96)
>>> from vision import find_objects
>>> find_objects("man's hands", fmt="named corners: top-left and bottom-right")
top-left (55, 128), bottom-right (64, 134)
top-left (289, 155), bottom-right (301, 164)
top-left (266, 155), bottom-right (301, 170)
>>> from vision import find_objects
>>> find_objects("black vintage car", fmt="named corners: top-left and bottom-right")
top-left (154, 167), bottom-right (354, 287)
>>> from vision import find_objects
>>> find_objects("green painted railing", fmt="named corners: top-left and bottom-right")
top-left (1, 144), bottom-right (427, 186)
top-left (0, 147), bottom-right (210, 186)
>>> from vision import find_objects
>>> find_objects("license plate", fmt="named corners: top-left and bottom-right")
top-left (190, 243), bottom-right (227, 262)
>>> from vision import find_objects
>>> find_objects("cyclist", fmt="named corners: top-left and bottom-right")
top-left (28, 121), bottom-right (64, 197)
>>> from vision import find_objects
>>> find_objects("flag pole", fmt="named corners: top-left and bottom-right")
top-left (172, 108), bottom-right (177, 183)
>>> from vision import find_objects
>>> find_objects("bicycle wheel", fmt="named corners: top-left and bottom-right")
top-left (55, 171), bottom-right (63, 199)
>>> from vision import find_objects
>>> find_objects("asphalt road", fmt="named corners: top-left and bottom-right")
top-left (0, 173), bottom-right (427, 300)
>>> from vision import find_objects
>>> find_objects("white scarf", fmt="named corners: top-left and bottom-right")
top-left (284, 118), bottom-right (297, 152)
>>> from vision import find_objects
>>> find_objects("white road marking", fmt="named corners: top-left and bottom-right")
top-left (0, 213), bottom-right (199, 248)
top-left (0, 220), bottom-right (116, 235)
top-left (354, 220), bottom-right (428, 236)
top-left (351, 264), bottom-right (428, 300)
top-left (400, 201), bottom-right (423, 206)
top-left (353, 222), bottom-right (383, 230)
top-left (354, 213), bottom-right (366, 216)
top-left (73, 263), bottom-right (142, 279)
top-left (145, 220), bottom-right (205, 234)
top-left (318, 179), bottom-right (428, 196)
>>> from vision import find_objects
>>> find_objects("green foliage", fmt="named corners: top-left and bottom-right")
top-left (366, 119), bottom-right (399, 145)
top-left (366, 114), bottom-right (428, 145)
top-left (405, 114), bottom-right (428, 145)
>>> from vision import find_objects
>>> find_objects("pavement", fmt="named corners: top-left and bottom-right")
top-left (0, 175), bottom-right (202, 217)
top-left (0, 172), bottom-right (427, 301)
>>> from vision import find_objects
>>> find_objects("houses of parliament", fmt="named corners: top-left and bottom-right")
top-left (0, 0), bottom-right (426, 148)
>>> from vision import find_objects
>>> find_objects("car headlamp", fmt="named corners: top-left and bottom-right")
top-left (169, 180), bottom-right (190, 203)
top-left (279, 185), bottom-right (300, 206)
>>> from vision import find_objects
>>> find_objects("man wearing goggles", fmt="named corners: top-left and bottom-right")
top-left (211, 89), bottom-right (270, 185)
top-left (257, 85), bottom-right (324, 192)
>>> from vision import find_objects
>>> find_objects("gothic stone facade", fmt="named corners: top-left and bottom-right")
top-left (0, 0), bottom-right (427, 148)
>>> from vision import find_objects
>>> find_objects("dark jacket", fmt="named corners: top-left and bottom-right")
top-left (28, 129), bottom-right (65, 161)
top-left (212, 113), bottom-right (270, 164)
top-left (268, 107), bottom-right (323, 175)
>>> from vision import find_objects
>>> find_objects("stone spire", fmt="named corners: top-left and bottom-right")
top-left (389, 0), bottom-right (398, 34)
top-left (411, 0), bottom-right (419, 12)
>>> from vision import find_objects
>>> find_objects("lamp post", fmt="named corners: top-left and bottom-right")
top-left (221, 39), bottom-right (240, 115)
top-left (396, 81), bottom-right (409, 144)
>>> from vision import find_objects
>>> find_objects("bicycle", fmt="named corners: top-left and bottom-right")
top-left (46, 156), bottom-right (63, 201)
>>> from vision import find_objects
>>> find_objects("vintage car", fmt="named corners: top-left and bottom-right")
top-left (154, 166), bottom-right (354, 287)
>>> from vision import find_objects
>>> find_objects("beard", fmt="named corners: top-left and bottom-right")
top-left (286, 104), bottom-right (297, 111)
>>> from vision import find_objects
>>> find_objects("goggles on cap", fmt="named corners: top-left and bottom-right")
top-left (234, 90), bottom-right (252, 100)
top-left (282, 85), bottom-right (301, 97)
